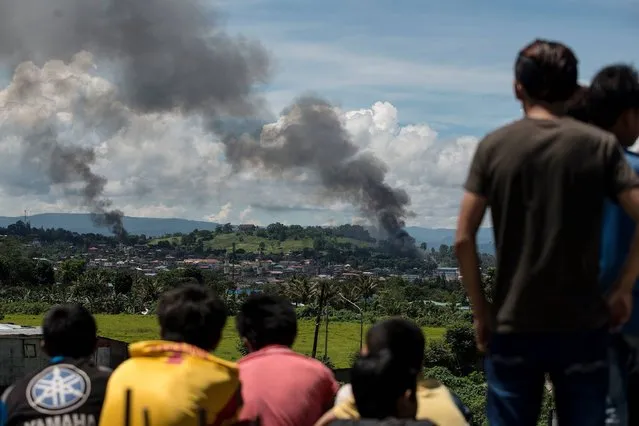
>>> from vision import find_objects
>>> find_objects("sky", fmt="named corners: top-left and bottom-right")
top-left (0, 0), bottom-right (638, 229)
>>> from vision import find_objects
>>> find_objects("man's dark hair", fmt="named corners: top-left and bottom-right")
top-left (236, 293), bottom-right (297, 350)
top-left (515, 39), bottom-right (579, 103)
top-left (351, 350), bottom-right (418, 420)
top-left (157, 284), bottom-right (227, 351)
top-left (586, 64), bottom-right (639, 129)
top-left (366, 318), bottom-right (425, 370)
top-left (42, 304), bottom-right (97, 359)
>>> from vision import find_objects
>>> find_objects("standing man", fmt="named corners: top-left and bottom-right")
top-left (0, 304), bottom-right (111, 426)
top-left (567, 64), bottom-right (639, 426)
top-left (455, 39), bottom-right (639, 426)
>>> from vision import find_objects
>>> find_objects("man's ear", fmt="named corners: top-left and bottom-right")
top-left (514, 80), bottom-right (525, 101)
top-left (360, 344), bottom-right (368, 356)
top-left (241, 337), bottom-right (253, 353)
top-left (40, 339), bottom-right (46, 352)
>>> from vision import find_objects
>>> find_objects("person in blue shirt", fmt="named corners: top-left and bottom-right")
top-left (567, 64), bottom-right (639, 426)
top-left (0, 304), bottom-right (111, 426)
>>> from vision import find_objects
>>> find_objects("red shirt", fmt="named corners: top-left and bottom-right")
top-left (238, 345), bottom-right (339, 426)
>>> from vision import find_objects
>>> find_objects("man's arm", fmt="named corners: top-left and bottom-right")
top-left (454, 192), bottom-right (489, 318)
top-left (614, 188), bottom-right (639, 292)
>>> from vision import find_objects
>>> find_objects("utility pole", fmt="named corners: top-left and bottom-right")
top-left (324, 303), bottom-right (329, 358)
top-left (339, 293), bottom-right (363, 351)
top-left (231, 242), bottom-right (236, 288)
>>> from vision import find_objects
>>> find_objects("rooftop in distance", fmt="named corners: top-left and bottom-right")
top-left (0, 323), bottom-right (42, 337)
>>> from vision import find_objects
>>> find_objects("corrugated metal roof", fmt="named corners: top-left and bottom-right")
top-left (0, 323), bottom-right (43, 337)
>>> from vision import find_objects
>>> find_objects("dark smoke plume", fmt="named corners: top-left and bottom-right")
top-left (0, 0), bottom-right (270, 116)
top-left (222, 97), bottom-right (418, 256)
top-left (1, 55), bottom-right (128, 236)
top-left (0, 0), bottom-right (417, 254)
top-left (0, 0), bottom-right (269, 236)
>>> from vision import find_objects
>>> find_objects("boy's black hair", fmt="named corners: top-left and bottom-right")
top-left (351, 350), bottom-right (419, 420)
top-left (42, 304), bottom-right (97, 359)
top-left (236, 293), bottom-right (297, 350)
top-left (157, 284), bottom-right (227, 351)
top-left (587, 64), bottom-right (639, 129)
top-left (515, 39), bottom-right (579, 103)
top-left (366, 318), bottom-right (425, 370)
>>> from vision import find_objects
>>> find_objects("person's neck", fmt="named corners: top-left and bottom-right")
top-left (522, 99), bottom-right (570, 120)
top-left (525, 104), bottom-right (560, 120)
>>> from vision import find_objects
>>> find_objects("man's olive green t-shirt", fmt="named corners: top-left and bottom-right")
top-left (465, 117), bottom-right (639, 333)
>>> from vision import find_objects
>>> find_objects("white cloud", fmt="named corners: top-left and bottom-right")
top-left (0, 55), bottom-right (480, 229)
top-left (207, 202), bottom-right (233, 223)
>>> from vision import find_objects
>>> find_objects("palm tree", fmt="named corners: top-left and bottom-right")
top-left (356, 275), bottom-right (378, 311)
top-left (340, 278), bottom-right (363, 307)
top-left (284, 276), bottom-right (315, 306)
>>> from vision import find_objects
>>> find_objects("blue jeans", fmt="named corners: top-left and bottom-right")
top-left (606, 334), bottom-right (629, 425)
top-left (607, 334), bottom-right (639, 426)
top-left (485, 330), bottom-right (609, 426)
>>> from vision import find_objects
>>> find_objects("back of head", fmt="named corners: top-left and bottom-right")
top-left (351, 350), bottom-right (418, 420)
top-left (42, 303), bottom-right (97, 359)
top-left (588, 64), bottom-right (639, 132)
top-left (236, 293), bottom-right (297, 351)
top-left (562, 85), bottom-right (591, 122)
top-left (515, 39), bottom-right (579, 104)
top-left (365, 318), bottom-right (425, 370)
top-left (157, 284), bottom-right (227, 351)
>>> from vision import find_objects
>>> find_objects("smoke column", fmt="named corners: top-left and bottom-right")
top-left (0, 53), bottom-right (129, 236)
top-left (0, 0), bottom-right (269, 236)
top-left (221, 97), bottom-right (417, 255)
top-left (0, 0), bottom-right (417, 254)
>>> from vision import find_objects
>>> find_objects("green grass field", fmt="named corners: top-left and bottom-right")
top-left (3, 314), bottom-right (445, 368)
top-left (150, 233), bottom-right (371, 254)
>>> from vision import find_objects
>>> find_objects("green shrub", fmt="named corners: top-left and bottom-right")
top-left (0, 301), bottom-right (51, 315)
top-left (424, 366), bottom-right (487, 426)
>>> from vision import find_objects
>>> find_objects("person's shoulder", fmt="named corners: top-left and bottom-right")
top-left (559, 117), bottom-right (616, 142)
top-left (0, 384), bottom-right (15, 407)
top-left (5, 364), bottom-right (51, 397)
top-left (104, 358), bottom-right (141, 385)
top-left (473, 119), bottom-right (531, 155)
top-left (248, 347), bottom-right (328, 370)
top-left (418, 379), bottom-right (472, 422)
top-left (74, 358), bottom-right (113, 378)
top-left (480, 118), bottom-right (529, 142)
top-left (192, 353), bottom-right (240, 384)
top-left (204, 353), bottom-right (239, 372)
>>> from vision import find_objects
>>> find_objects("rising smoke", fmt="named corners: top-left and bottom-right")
top-left (0, 54), bottom-right (129, 236)
top-left (0, 0), bottom-right (417, 254)
top-left (222, 97), bottom-right (417, 255)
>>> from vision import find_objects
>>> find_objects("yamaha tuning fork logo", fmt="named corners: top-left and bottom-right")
top-left (26, 364), bottom-right (91, 415)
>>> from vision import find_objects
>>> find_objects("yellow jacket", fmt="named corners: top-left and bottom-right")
top-left (331, 380), bottom-right (470, 426)
top-left (99, 341), bottom-right (242, 426)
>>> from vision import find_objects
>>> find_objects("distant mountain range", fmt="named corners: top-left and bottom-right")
top-left (0, 213), bottom-right (495, 253)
